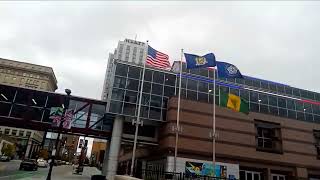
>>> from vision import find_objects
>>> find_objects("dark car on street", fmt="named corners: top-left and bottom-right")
top-left (19, 159), bottom-right (38, 171)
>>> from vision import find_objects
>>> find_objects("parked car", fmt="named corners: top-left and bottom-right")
top-left (19, 159), bottom-right (38, 171)
top-left (37, 158), bottom-right (48, 168)
top-left (0, 155), bottom-right (10, 162)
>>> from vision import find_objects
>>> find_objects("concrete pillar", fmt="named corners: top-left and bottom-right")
top-left (25, 140), bottom-right (33, 158)
top-left (102, 115), bottom-right (123, 180)
top-left (102, 143), bottom-right (110, 175)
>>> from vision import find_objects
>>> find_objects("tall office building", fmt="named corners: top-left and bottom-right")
top-left (0, 58), bottom-right (58, 159)
top-left (101, 39), bottom-right (147, 101)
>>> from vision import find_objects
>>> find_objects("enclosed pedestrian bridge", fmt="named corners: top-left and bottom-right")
top-left (0, 84), bottom-right (114, 139)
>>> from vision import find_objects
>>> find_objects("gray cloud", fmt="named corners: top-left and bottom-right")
top-left (1, 1), bottom-right (320, 99)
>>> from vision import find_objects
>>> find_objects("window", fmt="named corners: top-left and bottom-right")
top-left (109, 101), bottom-right (122, 113)
top-left (240, 90), bottom-right (249, 100)
top-left (244, 79), bottom-right (253, 86)
top-left (144, 70), bottom-right (152, 82)
top-left (143, 82), bottom-right (151, 93)
top-left (26, 131), bottom-right (31, 137)
top-left (236, 78), bottom-right (244, 85)
top-left (187, 79), bottom-right (197, 91)
top-left (12, 130), bottom-right (17, 136)
top-left (277, 85), bottom-right (285, 93)
top-left (149, 107), bottom-right (161, 120)
top-left (250, 102), bottom-right (259, 112)
top-left (292, 88), bottom-right (301, 97)
top-left (230, 88), bottom-right (239, 96)
top-left (314, 130), bottom-right (320, 159)
top-left (19, 130), bottom-right (25, 136)
top-left (150, 95), bottom-right (162, 107)
top-left (115, 64), bottom-right (128, 77)
top-left (252, 80), bottom-right (260, 88)
top-left (258, 94), bottom-right (268, 105)
top-left (151, 84), bottom-right (163, 95)
top-left (250, 92), bottom-right (258, 102)
top-left (164, 74), bottom-right (176, 86)
top-left (153, 71), bottom-right (164, 84)
top-left (123, 90), bottom-right (137, 103)
top-left (269, 83), bottom-right (277, 92)
top-left (268, 96), bottom-right (278, 106)
top-left (220, 86), bottom-right (229, 95)
top-left (187, 90), bottom-right (197, 101)
top-left (128, 66), bottom-right (140, 79)
top-left (198, 92), bottom-right (208, 102)
top-left (284, 86), bottom-right (293, 95)
top-left (111, 89), bottom-right (125, 101)
top-left (277, 98), bottom-right (286, 108)
top-left (126, 79), bottom-right (139, 91)
top-left (4, 129), bottom-right (10, 135)
top-left (255, 121), bottom-right (282, 153)
top-left (123, 103), bottom-right (136, 116)
top-left (164, 86), bottom-right (175, 97)
top-left (240, 170), bottom-right (262, 180)
top-left (114, 76), bottom-right (126, 89)
top-left (272, 174), bottom-right (286, 180)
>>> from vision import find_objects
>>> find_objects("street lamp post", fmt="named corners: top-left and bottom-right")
top-left (46, 89), bottom-right (71, 180)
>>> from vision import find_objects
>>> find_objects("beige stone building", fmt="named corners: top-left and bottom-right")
top-left (0, 58), bottom-right (57, 91)
top-left (0, 57), bottom-right (58, 159)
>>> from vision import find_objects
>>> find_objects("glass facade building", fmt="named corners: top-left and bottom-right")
top-left (108, 61), bottom-right (320, 124)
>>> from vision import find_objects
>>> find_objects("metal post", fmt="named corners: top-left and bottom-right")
top-left (130, 41), bottom-right (148, 176)
top-left (174, 49), bottom-right (183, 173)
top-left (46, 89), bottom-right (71, 180)
top-left (212, 68), bottom-right (216, 177)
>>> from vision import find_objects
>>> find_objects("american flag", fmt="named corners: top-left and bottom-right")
top-left (146, 45), bottom-right (170, 69)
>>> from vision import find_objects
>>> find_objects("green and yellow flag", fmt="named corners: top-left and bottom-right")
top-left (220, 93), bottom-right (249, 114)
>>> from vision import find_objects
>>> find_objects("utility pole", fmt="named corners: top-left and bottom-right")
top-left (46, 89), bottom-right (71, 180)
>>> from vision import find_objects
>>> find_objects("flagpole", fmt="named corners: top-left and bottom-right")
top-left (212, 67), bottom-right (216, 177)
top-left (130, 40), bottom-right (148, 176)
top-left (174, 49), bottom-right (183, 173)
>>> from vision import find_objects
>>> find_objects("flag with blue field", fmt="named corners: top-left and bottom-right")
top-left (184, 53), bottom-right (216, 69)
top-left (216, 61), bottom-right (243, 78)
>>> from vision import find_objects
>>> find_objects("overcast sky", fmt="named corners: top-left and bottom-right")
top-left (1, 1), bottom-right (319, 99)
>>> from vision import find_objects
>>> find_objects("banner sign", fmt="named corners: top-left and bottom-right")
top-left (50, 107), bottom-right (74, 129)
top-left (185, 161), bottom-right (236, 179)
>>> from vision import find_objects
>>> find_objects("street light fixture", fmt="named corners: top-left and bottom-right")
top-left (258, 100), bottom-right (261, 112)
top-left (46, 89), bottom-right (71, 180)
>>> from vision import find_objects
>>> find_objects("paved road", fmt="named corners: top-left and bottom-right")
top-left (17, 165), bottom-right (101, 180)
top-left (0, 160), bottom-right (22, 177)
top-left (0, 162), bottom-right (101, 180)
top-left (0, 160), bottom-right (48, 180)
